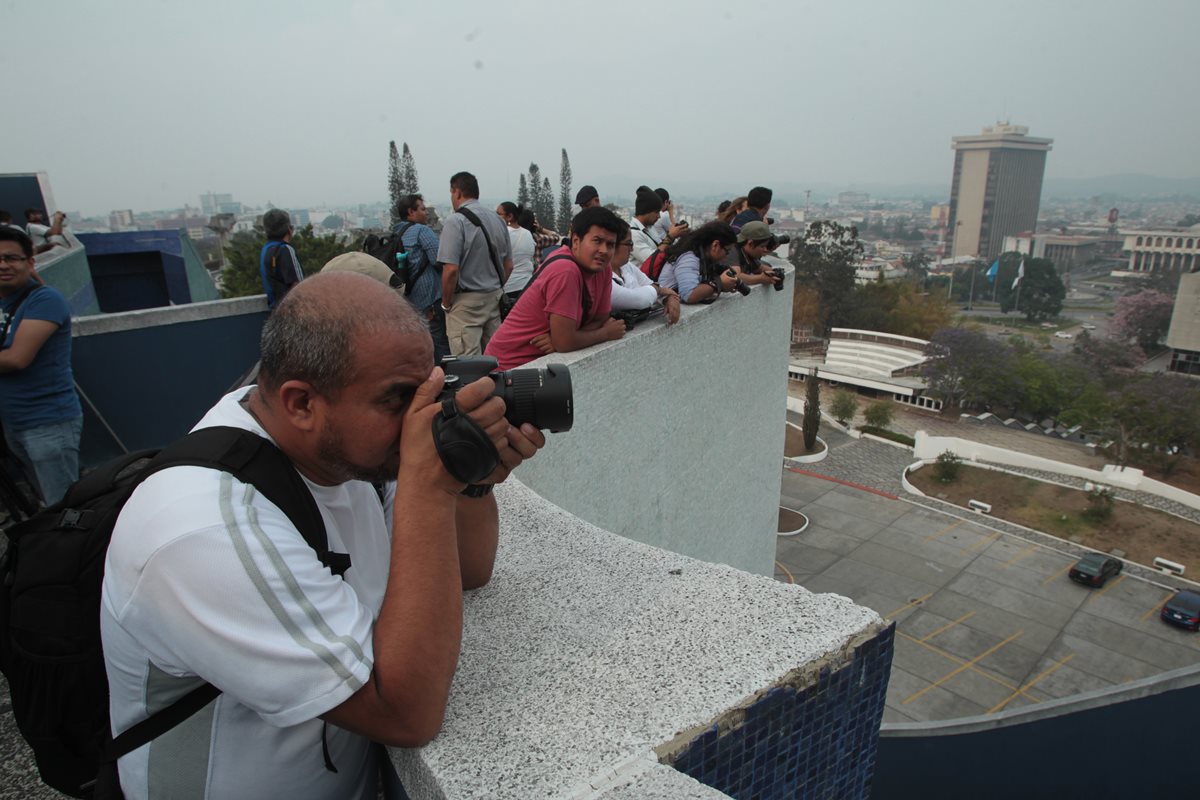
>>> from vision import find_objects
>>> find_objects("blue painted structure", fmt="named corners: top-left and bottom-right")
top-left (75, 230), bottom-right (218, 312)
top-left (667, 626), bottom-right (894, 799)
top-left (873, 674), bottom-right (1200, 798)
top-left (73, 300), bottom-right (266, 467)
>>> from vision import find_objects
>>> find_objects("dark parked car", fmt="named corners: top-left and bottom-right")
top-left (1068, 554), bottom-right (1123, 587)
top-left (1161, 590), bottom-right (1200, 631)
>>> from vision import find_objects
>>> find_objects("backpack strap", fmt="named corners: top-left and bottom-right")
top-left (455, 207), bottom-right (507, 289)
top-left (102, 426), bottom-right (348, 765)
top-left (527, 253), bottom-right (592, 322)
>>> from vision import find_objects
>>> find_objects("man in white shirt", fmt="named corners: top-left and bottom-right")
top-left (102, 271), bottom-right (545, 798)
top-left (630, 189), bottom-right (687, 267)
top-left (610, 220), bottom-right (680, 325)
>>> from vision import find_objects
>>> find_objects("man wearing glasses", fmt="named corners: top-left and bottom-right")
top-left (0, 227), bottom-right (82, 505)
top-left (484, 206), bottom-right (626, 369)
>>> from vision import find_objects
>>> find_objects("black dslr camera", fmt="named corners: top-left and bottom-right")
top-left (770, 266), bottom-right (785, 292)
top-left (724, 268), bottom-right (752, 296)
top-left (440, 356), bottom-right (573, 433)
top-left (432, 356), bottom-right (573, 485)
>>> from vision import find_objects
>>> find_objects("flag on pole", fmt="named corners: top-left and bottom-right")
top-left (1011, 259), bottom-right (1025, 290)
top-left (986, 259), bottom-right (999, 283)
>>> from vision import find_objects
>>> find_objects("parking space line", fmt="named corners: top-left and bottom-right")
top-left (960, 531), bottom-right (1001, 556)
top-left (1087, 574), bottom-right (1126, 601)
top-left (896, 631), bottom-right (1043, 702)
top-left (902, 631), bottom-right (1024, 706)
top-left (923, 519), bottom-right (965, 543)
top-left (884, 592), bottom-right (933, 620)
top-left (1141, 592), bottom-right (1173, 621)
top-left (775, 561), bottom-right (795, 585)
top-left (1041, 561), bottom-right (1075, 586)
top-left (999, 544), bottom-right (1039, 568)
top-left (988, 654), bottom-right (1075, 714)
top-left (919, 612), bottom-right (976, 643)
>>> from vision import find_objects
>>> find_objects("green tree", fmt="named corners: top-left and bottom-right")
top-left (802, 370), bottom-right (821, 451)
top-left (321, 214), bottom-right (344, 230)
top-left (1014, 258), bottom-right (1065, 322)
top-left (901, 252), bottom-right (930, 286)
top-left (557, 148), bottom-right (573, 236)
top-left (829, 388), bottom-right (857, 426)
top-left (219, 224), bottom-right (358, 299)
top-left (540, 177), bottom-right (555, 232)
top-left (399, 142), bottom-right (419, 195)
top-left (517, 173), bottom-right (529, 208)
top-left (526, 163), bottom-right (555, 231)
top-left (922, 326), bottom-right (1021, 410)
top-left (788, 220), bottom-right (863, 335)
top-left (932, 450), bottom-right (962, 482)
top-left (387, 141), bottom-right (402, 226)
top-left (1177, 213), bottom-right (1200, 227)
top-left (863, 400), bottom-right (895, 430)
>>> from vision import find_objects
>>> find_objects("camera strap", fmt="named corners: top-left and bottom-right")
top-left (455, 206), bottom-right (508, 291)
top-left (431, 398), bottom-right (500, 485)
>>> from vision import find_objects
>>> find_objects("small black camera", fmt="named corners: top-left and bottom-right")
top-left (769, 234), bottom-right (791, 247)
top-left (725, 268), bottom-right (752, 297)
top-left (439, 355), bottom-right (573, 433)
top-left (771, 266), bottom-right (785, 292)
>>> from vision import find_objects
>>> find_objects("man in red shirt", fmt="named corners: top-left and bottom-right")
top-left (485, 206), bottom-right (626, 369)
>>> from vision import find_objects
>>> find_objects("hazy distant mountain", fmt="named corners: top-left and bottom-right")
top-left (1041, 174), bottom-right (1200, 200)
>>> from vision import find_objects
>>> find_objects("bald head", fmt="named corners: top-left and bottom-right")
top-left (258, 272), bottom-right (432, 397)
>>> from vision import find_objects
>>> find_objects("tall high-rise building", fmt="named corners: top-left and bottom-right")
top-left (948, 123), bottom-right (1052, 261)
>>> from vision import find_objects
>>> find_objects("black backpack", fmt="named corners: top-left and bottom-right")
top-left (362, 222), bottom-right (418, 294)
top-left (0, 426), bottom-right (349, 798)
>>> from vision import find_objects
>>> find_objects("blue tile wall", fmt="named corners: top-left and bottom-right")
top-left (666, 623), bottom-right (894, 800)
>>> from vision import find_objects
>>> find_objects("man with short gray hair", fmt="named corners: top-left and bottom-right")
top-left (259, 209), bottom-right (303, 308)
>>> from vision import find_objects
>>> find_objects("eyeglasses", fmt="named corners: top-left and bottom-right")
top-left (0, 254), bottom-right (31, 265)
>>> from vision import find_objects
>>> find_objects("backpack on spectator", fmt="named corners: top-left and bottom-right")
top-left (639, 249), bottom-right (670, 282)
top-left (0, 426), bottom-right (347, 799)
top-left (362, 222), bottom-right (416, 294)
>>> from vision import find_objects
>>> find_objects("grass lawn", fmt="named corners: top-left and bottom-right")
top-left (909, 464), bottom-right (1200, 573)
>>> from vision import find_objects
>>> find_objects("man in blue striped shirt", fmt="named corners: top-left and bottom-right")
top-left (394, 194), bottom-right (450, 362)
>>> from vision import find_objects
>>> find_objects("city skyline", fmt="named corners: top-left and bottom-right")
top-left (5, 0), bottom-right (1198, 215)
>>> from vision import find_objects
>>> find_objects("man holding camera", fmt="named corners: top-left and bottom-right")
top-left (723, 222), bottom-right (784, 289)
top-left (630, 189), bottom-right (688, 266)
top-left (484, 206), bottom-right (626, 370)
top-left (658, 221), bottom-right (743, 304)
top-left (102, 271), bottom-right (545, 798)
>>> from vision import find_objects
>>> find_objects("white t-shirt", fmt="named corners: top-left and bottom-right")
top-left (504, 225), bottom-right (536, 293)
top-left (101, 389), bottom-right (393, 800)
top-left (610, 262), bottom-right (659, 311)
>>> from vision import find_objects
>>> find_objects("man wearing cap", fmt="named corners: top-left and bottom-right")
top-left (568, 185), bottom-right (600, 220)
top-left (631, 189), bottom-right (688, 266)
top-left (259, 209), bottom-right (303, 309)
top-left (723, 221), bottom-right (783, 288)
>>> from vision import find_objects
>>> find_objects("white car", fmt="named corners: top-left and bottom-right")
top-left (1054, 331), bottom-right (1074, 340)
top-left (1081, 323), bottom-right (1097, 330)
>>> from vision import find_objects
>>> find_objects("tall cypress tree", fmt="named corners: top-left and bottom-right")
top-left (557, 148), bottom-right (573, 236)
top-left (387, 141), bottom-right (402, 226)
top-left (539, 177), bottom-right (555, 233)
top-left (518, 174), bottom-right (530, 208)
top-left (400, 142), bottom-right (420, 195)
top-left (802, 368), bottom-right (821, 452)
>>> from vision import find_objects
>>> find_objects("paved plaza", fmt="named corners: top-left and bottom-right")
top-left (775, 468), bottom-right (1200, 724)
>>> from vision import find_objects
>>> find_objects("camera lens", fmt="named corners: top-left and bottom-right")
top-left (735, 280), bottom-right (751, 296)
top-left (492, 364), bottom-right (573, 432)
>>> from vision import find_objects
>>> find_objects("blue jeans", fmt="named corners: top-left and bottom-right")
top-left (427, 303), bottom-right (451, 365)
top-left (5, 416), bottom-right (83, 506)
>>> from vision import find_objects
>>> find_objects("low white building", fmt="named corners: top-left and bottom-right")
top-left (1120, 224), bottom-right (1200, 273)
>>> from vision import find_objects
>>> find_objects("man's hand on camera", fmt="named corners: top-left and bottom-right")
top-left (479, 422), bottom-right (546, 485)
top-left (602, 317), bottom-right (626, 341)
top-left (719, 269), bottom-right (740, 292)
top-left (660, 292), bottom-right (681, 324)
top-left (399, 368), bottom-right (507, 496)
top-left (668, 222), bottom-right (688, 240)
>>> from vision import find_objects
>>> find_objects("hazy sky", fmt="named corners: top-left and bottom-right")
top-left (4, 0), bottom-right (1197, 214)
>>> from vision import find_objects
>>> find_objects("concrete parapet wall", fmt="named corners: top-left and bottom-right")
top-left (514, 274), bottom-right (793, 575)
top-left (391, 479), bottom-right (892, 799)
top-left (913, 431), bottom-right (1200, 511)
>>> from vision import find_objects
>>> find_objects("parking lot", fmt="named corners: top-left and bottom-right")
top-left (775, 470), bottom-right (1200, 723)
